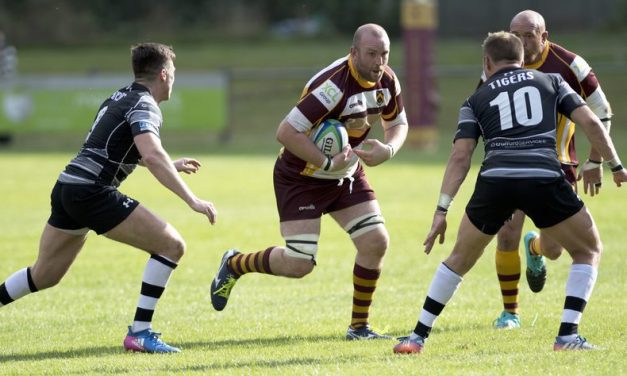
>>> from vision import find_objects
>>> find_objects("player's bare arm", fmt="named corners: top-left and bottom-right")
top-left (134, 132), bottom-right (217, 224)
top-left (276, 119), bottom-right (353, 171)
top-left (570, 106), bottom-right (627, 186)
top-left (423, 138), bottom-right (477, 254)
top-left (354, 122), bottom-right (408, 167)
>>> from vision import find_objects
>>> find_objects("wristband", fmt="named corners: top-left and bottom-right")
top-left (436, 205), bottom-right (448, 213)
top-left (437, 193), bottom-right (453, 211)
top-left (605, 157), bottom-right (622, 172)
top-left (386, 143), bottom-right (396, 159)
top-left (323, 155), bottom-right (333, 171)
top-left (582, 159), bottom-right (602, 172)
top-left (610, 164), bottom-right (623, 173)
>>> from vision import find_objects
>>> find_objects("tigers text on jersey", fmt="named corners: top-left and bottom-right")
top-left (58, 82), bottom-right (162, 187)
top-left (278, 54), bottom-right (407, 179)
top-left (457, 67), bottom-right (586, 179)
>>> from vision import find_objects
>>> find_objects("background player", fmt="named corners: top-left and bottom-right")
top-left (487, 10), bottom-right (614, 329)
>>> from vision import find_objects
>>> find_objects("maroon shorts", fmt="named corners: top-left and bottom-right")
top-left (273, 163), bottom-right (376, 222)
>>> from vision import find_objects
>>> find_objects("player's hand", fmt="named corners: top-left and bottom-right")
top-left (174, 158), bottom-right (201, 174)
top-left (329, 145), bottom-right (354, 171)
top-left (578, 161), bottom-right (602, 196)
top-left (353, 139), bottom-right (390, 167)
top-left (612, 168), bottom-right (627, 187)
top-left (423, 211), bottom-right (447, 255)
top-left (190, 199), bottom-right (217, 225)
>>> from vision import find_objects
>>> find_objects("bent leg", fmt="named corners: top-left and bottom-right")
top-left (541, 207), bottom-right (602, 266)
top-left (1, 224), bottom-right (87, 307)
top-left (446, 214), bottom-right (494, 276)
top-left (104, 204), bottom-right (185, 333)
top-left (536, 230), bottom-right (564, 260)
top-left (104, 204), bottom-right (185, 261)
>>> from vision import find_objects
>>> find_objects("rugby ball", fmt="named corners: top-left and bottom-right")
top-left (311, 119), bottom-right (349, 156)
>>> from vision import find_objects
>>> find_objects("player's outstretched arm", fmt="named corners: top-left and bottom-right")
top-left (423, 138), bottom-right (476, 254)
top-left (135, 132), bottom-right (217, 224)
top-left (570, 106), bottom-right (627, 187)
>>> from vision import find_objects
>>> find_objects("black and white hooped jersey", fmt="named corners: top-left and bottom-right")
top-left (456, 67), bottom-right (586, 179)
top-left (58, 82), bottom-right (162, 187)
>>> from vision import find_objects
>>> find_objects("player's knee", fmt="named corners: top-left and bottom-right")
top-left (346, 213), bottom-right (388, 259)
top-left (162, 235), bottom-right (186, 262)
top-left (283, 258), bottom-right (315, 278)
top-left (283, 234), bottom-right (318, 277)
top-left (359, 231), bottom-right (389, 259)
top-left (29, 265), bottom-right (61, 290)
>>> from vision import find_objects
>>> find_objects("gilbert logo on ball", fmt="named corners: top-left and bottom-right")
top-left (311, 119), bottom-right (348, 156)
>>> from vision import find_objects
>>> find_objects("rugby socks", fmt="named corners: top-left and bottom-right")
top-left (350, 263), bottom-right (380, 329)
top-left (529, 236), bottom-right (542, 256)
top-left (228, 247), bottom-right (274, 277)
top-left (131, 255), bottom-right (177, 333)
top-left (557, 264), bottom-right (597, 341)
top-left (495, 249), bottom-right (520, 314)
top-left (0, 267), bottom-right (38, 307)
top-left (412, 263), bottom-right (462, 340)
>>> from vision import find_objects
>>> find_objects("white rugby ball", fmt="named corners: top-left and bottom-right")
top-left (311, 119), bottom-right (349, 156)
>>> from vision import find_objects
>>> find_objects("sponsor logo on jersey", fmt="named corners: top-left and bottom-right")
top-left (313, 80), bottom-right (342, 110)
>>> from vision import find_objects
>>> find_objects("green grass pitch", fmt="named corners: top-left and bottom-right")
top-left (0, 153), bottom-right (625, 375)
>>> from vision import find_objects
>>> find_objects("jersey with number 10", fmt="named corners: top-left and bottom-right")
top-left (456, 67), bottom-right (586, 179)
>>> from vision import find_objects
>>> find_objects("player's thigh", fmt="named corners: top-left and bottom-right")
top-left (280, 218), bottom-right (321, 237)
top-left (31, 224), bottom-right (88, 287)
top-left (330, 200), bottom-right (381, 227)
top-left (104, 204), bottom-right (184, 257)
top-left (536, 230), bottom-right (563, 259)
top-left (540, 206), bottom-right (601, 265)
top-left (445, 214), bottom-right (494, 276)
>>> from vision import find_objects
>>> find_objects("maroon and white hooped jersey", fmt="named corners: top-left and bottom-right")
top-left (278, 55), bottom-right (407, 179)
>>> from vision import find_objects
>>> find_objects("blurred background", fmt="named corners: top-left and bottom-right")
top-left (0, 0), bottom-right (626, 156)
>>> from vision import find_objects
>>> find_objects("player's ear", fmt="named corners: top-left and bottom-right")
top-left (483, 55), bottom-right (491, 76)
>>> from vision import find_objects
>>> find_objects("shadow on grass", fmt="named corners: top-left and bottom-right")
top-left (0, 333), bottom-right (378, 364)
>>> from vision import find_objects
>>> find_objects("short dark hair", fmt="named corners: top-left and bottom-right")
top-left (131, 43), bottom-right (176, 80)
top-left (482, 31), bottom-right (523, 64)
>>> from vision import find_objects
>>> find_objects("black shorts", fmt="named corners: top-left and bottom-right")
top-left (48, 182), bottom-right (140, 235)
top-left (465, 176), bottom-right (584, 235)
top-left (273, 164), bottom-right (376, 222)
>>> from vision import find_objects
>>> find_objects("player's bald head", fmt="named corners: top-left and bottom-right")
top-left (352, 23), bottom-right (389, 48)
top-left (510, 10), bottom-right (546, 33)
